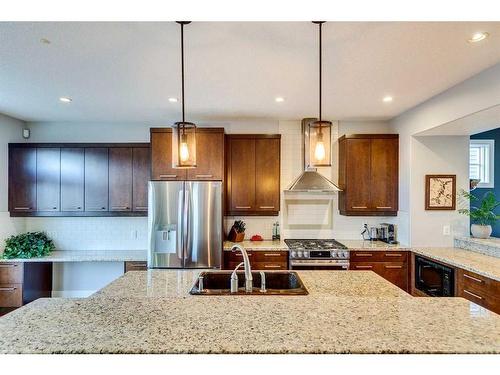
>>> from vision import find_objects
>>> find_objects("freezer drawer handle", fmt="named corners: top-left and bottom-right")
top-left (463, 274), bottom-right (483, 283)
top-left (463, 289), bottom-right (483, 300)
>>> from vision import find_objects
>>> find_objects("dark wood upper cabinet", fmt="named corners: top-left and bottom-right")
top-left (338, 134), bottom-right (398, 216)
top-left (150, 129), bottom-right (187, 181)
top-left (36, 148), bottom-right (61, 211)
top-left (61, 148), bottom-right (84, 212)
top-left (226, 135), bottom-right (280, 216)
top-left (84, 147), bottom-right (109, 212)
top-left (187, 128), bottom-right (224, 180)
top-left (8, 147), bottom-right (36, 213)
top-left (9, 143), bottom-right (149, 217)
top-left (255, 138), bottom-right (280, 212)
top-left (132, 147), bottom-right (150, 211)
top-left (109, 148), bottom-right (133, 212)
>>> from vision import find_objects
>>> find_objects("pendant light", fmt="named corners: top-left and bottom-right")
top-left (172, 21), bottom-right (196, 168)
top-left (308, 21), bottom-right (332, 167)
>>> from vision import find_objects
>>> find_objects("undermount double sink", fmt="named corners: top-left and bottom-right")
top-left (189, 271), bottom-right (309, 295)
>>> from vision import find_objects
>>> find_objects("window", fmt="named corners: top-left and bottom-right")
top-left (469, 139), bottom-right (494, 188)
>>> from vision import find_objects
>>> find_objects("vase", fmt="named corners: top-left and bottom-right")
top-left (471, 224), bottom-right (492, 239)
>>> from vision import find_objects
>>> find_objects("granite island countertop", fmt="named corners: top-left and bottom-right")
top-left (0, 269), bottom-right (499, 354)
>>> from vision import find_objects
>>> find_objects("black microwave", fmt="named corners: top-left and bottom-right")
top-left (415, 256), bottom-right (454, 297)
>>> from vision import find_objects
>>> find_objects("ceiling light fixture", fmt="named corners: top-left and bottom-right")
top-left (59, 97), bottom-right (72, 103)
top-left (308, 21), bottom-right (332, 167)
top-left (468, 32), bottom-right (489, 43)
top-left (383, 96), bottom-right (393, 103)
top-left (172, 21), bottom-right (196, 169)
top-left (275, 97), bottom-right (285, 103)
top-left (168, 97), bottom-right (178, 103)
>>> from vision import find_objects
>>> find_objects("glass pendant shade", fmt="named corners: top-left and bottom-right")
top-left (172, 121), bottom-right (197, 168)
top-left (308, 120), bottom-right (332, 167)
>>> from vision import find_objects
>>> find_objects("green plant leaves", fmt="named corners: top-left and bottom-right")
top-left (459, 190), bottom-right (500, 226)
top-left (2, 232), bottom-right (55, 259)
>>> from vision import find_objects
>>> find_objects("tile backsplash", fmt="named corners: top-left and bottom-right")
top-left (25, 217), bottom-right (148, 250)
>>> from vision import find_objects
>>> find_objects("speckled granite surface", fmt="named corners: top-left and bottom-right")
top-left (454, 236), bottom-right (500, 258)
top-left (223, 239), bottom-right (408, 251)
top-left (340, 240), bottom-right (409, 250)
top-left (0, 295), bottom-right (498, 354)
top-left (413, 247), bottom-right (500, 281)
top-left (92, 270), bottom-right (410, 298)
top-left (0, 250), bottom-right (147, 262)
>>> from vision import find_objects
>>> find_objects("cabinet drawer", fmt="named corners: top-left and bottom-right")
top-left (350, 251), bottom-right (407, 262)
top-left (225, 261), bottom-right (288, 271)
top-left (0, 263), bottom-right (23, 284)
top-left (458, 287), bottom-right (500, 314)
top-left (226, 250), bottom-right (254, 262)
top-left (124, 261), bottom-right (148, 272)
top-left (350, 262), bottom-right (408, 292)
top-left (0, 284), bottom-right (23, 307)
top-left (253, 251), bottom-right (288, 262)
top-left (459, 269), bottom-right (500, 297)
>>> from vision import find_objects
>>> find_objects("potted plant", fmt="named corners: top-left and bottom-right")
top-left (2, 231), bottom-right (55, 259)
top-left (227, 220), bottom-right (246, 242)
top-left (458, 190), bottom-right (500, 239)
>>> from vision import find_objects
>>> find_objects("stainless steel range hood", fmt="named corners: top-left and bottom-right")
top-left (285, 119), bottom-right (341, 193)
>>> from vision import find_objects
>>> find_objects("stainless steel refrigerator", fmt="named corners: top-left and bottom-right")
top-left (148, 181), bottom-right (222, 269)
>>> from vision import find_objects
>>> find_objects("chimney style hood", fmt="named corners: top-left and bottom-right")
top-left (285, 119), bottom-right (341, 193)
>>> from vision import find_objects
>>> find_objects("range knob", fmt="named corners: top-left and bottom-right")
top-left (291, 251), bottom-right (297, 258)
top-left (343, 251), bottom-right (350, 258)
top-left (330, 251), bottom-right (337, 258)
top-left (303, 251), bottom-right (309, 258)
top-left (297, 251), bottom-right (303, 258)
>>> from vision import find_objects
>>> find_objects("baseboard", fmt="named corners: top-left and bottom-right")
top-left (51, 290), bottom-right (96, 298)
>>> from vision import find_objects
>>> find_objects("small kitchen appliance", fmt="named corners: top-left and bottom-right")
top-left (378, 223), bottom-right (398, 244)
top-left (415, 256), bottom-right (454, 297)
top-left (285, 239), bottom-right (349, 270)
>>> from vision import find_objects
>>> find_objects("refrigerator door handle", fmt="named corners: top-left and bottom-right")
top-left (183, 185), bottom-right (191, 266)
top-left (177, 188), bottom-right (184, 262)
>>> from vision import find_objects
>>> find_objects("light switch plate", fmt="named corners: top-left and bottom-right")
top-left (442, 225), bottom-right (451, 236)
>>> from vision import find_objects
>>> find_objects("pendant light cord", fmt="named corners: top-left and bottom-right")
top-left (180, 22), bottom-right (185, 124)
top-left (319, 22), bottom-right (322, 122)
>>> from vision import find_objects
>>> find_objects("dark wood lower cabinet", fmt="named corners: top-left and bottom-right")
top-left (456, 268), bottom-right (500, 314)
top-left (124, 261), bottom-right (148, 272)
top-left (350, 251), bottom-right (409, 292)
top-left (0, 262), bottom-right (52, 313)
top-left (223, 251), bottom-right (288, 270)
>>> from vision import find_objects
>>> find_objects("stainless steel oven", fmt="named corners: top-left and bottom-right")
top-left (415, 255), bottom-right (454, 296)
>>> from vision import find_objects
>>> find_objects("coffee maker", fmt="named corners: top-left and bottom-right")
top-left (378, 223), bottom-right (398, 244)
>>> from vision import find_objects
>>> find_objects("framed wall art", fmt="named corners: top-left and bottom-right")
top-left (425, 174), bottom-right (456, 210)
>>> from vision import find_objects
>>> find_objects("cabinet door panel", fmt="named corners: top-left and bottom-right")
top-left (371, 138), bottom-right (398, 212)
top-left (187, 130), bottom-right (224, 180)
top-left (36, 148), bottom-right (61, 211)
top-left (345, 139), bottom-right (371, 211)
top-left (9, 147), bottom-right (37, 213)
top-left (255, 138), bottom-right (280, 212)
top-left (61, 148), bottom-right (84, 212)
top-left (229, 138), bottom-right (256, 211)
top-left (85, 148), bottom-right (109, 212)
top-left (109, 148), bottom-right (133, 212)
top-left (133, 147), bottom-right (150, 211)
top-left (151, 131), bottom-right (186, 181)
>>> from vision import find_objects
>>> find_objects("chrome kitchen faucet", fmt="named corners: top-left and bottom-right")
top-left (230, 244), bottom-right (253, 293)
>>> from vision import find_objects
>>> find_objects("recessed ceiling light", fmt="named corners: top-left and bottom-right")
top-left (468, 32), bottom-right (489, 43)
top-left (59, 97), bottom-right (72, 103)
top-left (275, 97), bottom-right (285, 103)
top-left (40, 38), bottom-right (51, 44)
top-left (168, 97), bottom-right (178, 103)
top-left (382, 96), bottom-right (393, 103)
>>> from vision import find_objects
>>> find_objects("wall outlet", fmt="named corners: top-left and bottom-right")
top-left (442, 225), bottom-right (451, 236)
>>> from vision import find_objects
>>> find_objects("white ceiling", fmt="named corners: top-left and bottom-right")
top-left (1, 22), bottom-right (500, 123)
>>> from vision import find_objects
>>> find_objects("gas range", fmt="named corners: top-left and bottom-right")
top-left (285, 239), bottom-right (349, 269)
